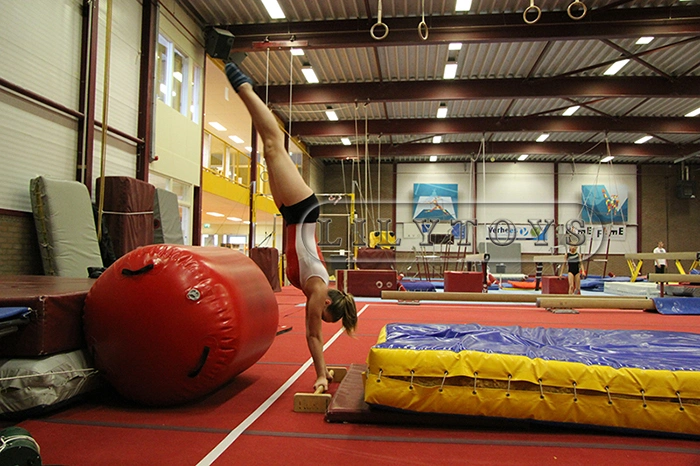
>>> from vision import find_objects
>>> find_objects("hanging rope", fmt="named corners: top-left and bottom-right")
top-left (265, 48), bottom-right (270, 106)
top-left (288, 49), bottom-right (294, 142)
top-left (364, 103), bottom-right (375, 227)
top-left (97, 0), bottom-right (115, 241)
top-left (377, 134), bottom-right (382, 222)
top-left (480, 135), bottom-right (487, 256)
top-left (353, 102), bottom-right (361, 221)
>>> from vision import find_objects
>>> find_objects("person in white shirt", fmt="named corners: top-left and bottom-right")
top-left (653, 241), bottom-right (667, 274)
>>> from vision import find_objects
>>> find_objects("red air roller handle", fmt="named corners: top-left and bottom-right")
top-left (121, 263), bottom-right (155, 276)
top-left (188, 346), bottom-right (210, 378)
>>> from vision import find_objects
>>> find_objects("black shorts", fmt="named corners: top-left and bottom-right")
top-left (279, 194), bottom-right (320, 224)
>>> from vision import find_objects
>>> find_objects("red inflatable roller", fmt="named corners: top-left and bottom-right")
top-left (83, 245), bottom-right (279, 405)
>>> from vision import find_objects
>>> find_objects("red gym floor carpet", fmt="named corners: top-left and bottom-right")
top-left (5, 286), bottom-right (700, 465)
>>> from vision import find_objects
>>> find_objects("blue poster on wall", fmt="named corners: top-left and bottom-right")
top-left (413, 183), bottom-right (458, 221)
top-left (581, 184), bottom-right (628, 224)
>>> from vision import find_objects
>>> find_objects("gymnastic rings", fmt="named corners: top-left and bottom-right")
top-left (523, 0), bottom-right (541, 24)
top-left (418, 0), bottom-right (429, 40)
top-left (259, 168), bottom-right (269, 183)
top-left (370, 0), bottom-right (389, 40)
top-left (567, 0), bottom-right (587, 21)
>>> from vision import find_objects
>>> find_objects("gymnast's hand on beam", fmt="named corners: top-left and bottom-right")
top-left (314, 374), bottom-right (330, 392)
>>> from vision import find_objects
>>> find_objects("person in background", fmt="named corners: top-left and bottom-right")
top-left (225, 61), bottom-right (357, 393)
top-left (566, 245), bottom-right (581, 295)
top-left (653, 241), bottom-right (667, 274)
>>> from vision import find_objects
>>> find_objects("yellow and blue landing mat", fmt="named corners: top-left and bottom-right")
top-left (365, 323), bottom-right (700, 436)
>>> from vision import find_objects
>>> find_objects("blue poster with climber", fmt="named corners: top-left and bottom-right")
top-left (413, 183), bottom-right (458, 222)
top-left (581, 184), bottom-right (628, 224)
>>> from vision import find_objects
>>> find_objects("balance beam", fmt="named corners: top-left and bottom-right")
top-left (624, 252), bottom-right (700, 282)
top-left (649, 273), bottom-right (700, 283)
top-left (625, 252), bottom-right (700, 261)
top-left (383, 291), bottom-right (538, 303)
top-left (532, 256), bottom-right (566, 285)
top-left (536, 296), bottom-right (656, 311)
top-left (533, 255), bottom-right (566, 263)
top-left (648, 273), bottom-right (700, 297)
top-left (462, 253), bottom-right (489, 262)
top-left (381, 291), bottom-right (649, 304)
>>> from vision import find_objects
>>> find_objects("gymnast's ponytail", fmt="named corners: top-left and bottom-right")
top-left (327, 288), bottom-right (358, 335)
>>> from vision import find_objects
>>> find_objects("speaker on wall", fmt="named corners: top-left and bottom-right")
top-left (205, 27), bottom-right (234, 59)
top-left (676, 180), bottom-right (696, 199)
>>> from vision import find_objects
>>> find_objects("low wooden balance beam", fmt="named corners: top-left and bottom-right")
top-left (381, 291), bottom-right (648, 304)
top-left (624, 252), bottom-right (700, 282)
top-left (382, 291), bottom-right (539, 303)
top-left (536, 296), bottom-right (656, 311)
top-left (649, 273), bottom-right (700, 297)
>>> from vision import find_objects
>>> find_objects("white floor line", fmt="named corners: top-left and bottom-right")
top-left (196, 304), bottom-right (370, 466)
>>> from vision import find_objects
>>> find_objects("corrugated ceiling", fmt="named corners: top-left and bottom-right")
top-left (181, 0), bottom-right (700, 164)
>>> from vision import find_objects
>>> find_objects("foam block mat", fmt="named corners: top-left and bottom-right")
top-left (365, 323), bottom-right (700, 436)
top-left (0, 276), bottom-right (95, 357)
top-left (604, 281), bottom-right (659, 297)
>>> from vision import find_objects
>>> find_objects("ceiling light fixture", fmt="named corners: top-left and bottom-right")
top-left (341, 137), bottom-right (351, 146)
top-left (636, 37), bottom-right (654, 45)
top-left (227, 216), bottom-right (242, 222)
top-left (601, 155), bottom-right (614, 163)
top-left (429, 155), bottom-right (438, 162)
top-left (536, 133), bottom-right (550, 142)
top-left (455, 0), bottom-right (472, 12)
top-left (261, 0), bottom-right (285, 19)
top-left (325, 108), bottom-right (339, 121)
top-left (604, 59), bottom-right (630, 76)
top-left (685, 106), bottom-right (700, 117)
top-left (301, 65), bottom-right (319, 83)
top-left (563, 105), bottom-right (580, 116)
top-left (518, 154), bottom-right (529, 161)
top-left (229, 135), bottom-right (244, 144)
top-left (206, 211), bottom-right (224, 217)
top-left (209, 122), bottom-right (226, 131)
top-left (436, 103), bottom-right (448, 119)
top-left (291, 48), bottom-right (305, 56)
top-left (443, 60), bottom-right (458, 79)
top-left (635, 135), bottom-right (653, 144)
top-left (448, 42), bottom-right (463, 51)
top-left (433, 135), bottom-right (442, 144)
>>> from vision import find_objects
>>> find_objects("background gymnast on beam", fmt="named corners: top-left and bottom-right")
top-left (225, 62), bottom-right (358, 392)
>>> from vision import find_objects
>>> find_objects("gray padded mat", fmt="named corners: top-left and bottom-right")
top-left (153, 188), bottom-right (184, 244)
top-left (30, 177), bottom-right (103, 277)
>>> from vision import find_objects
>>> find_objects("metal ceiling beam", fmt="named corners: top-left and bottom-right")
top-left (290, 117), bottom-right (700, 137)
top-left (225, 7), bottom-right (700, 52)
top-left (309, 141), bottom-right (700, 159)
top-left (262, 76), bottom-right (700, 105)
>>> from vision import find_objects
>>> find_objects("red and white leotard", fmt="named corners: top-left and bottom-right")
top-left (279, 194), bottom-right (329, 290)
